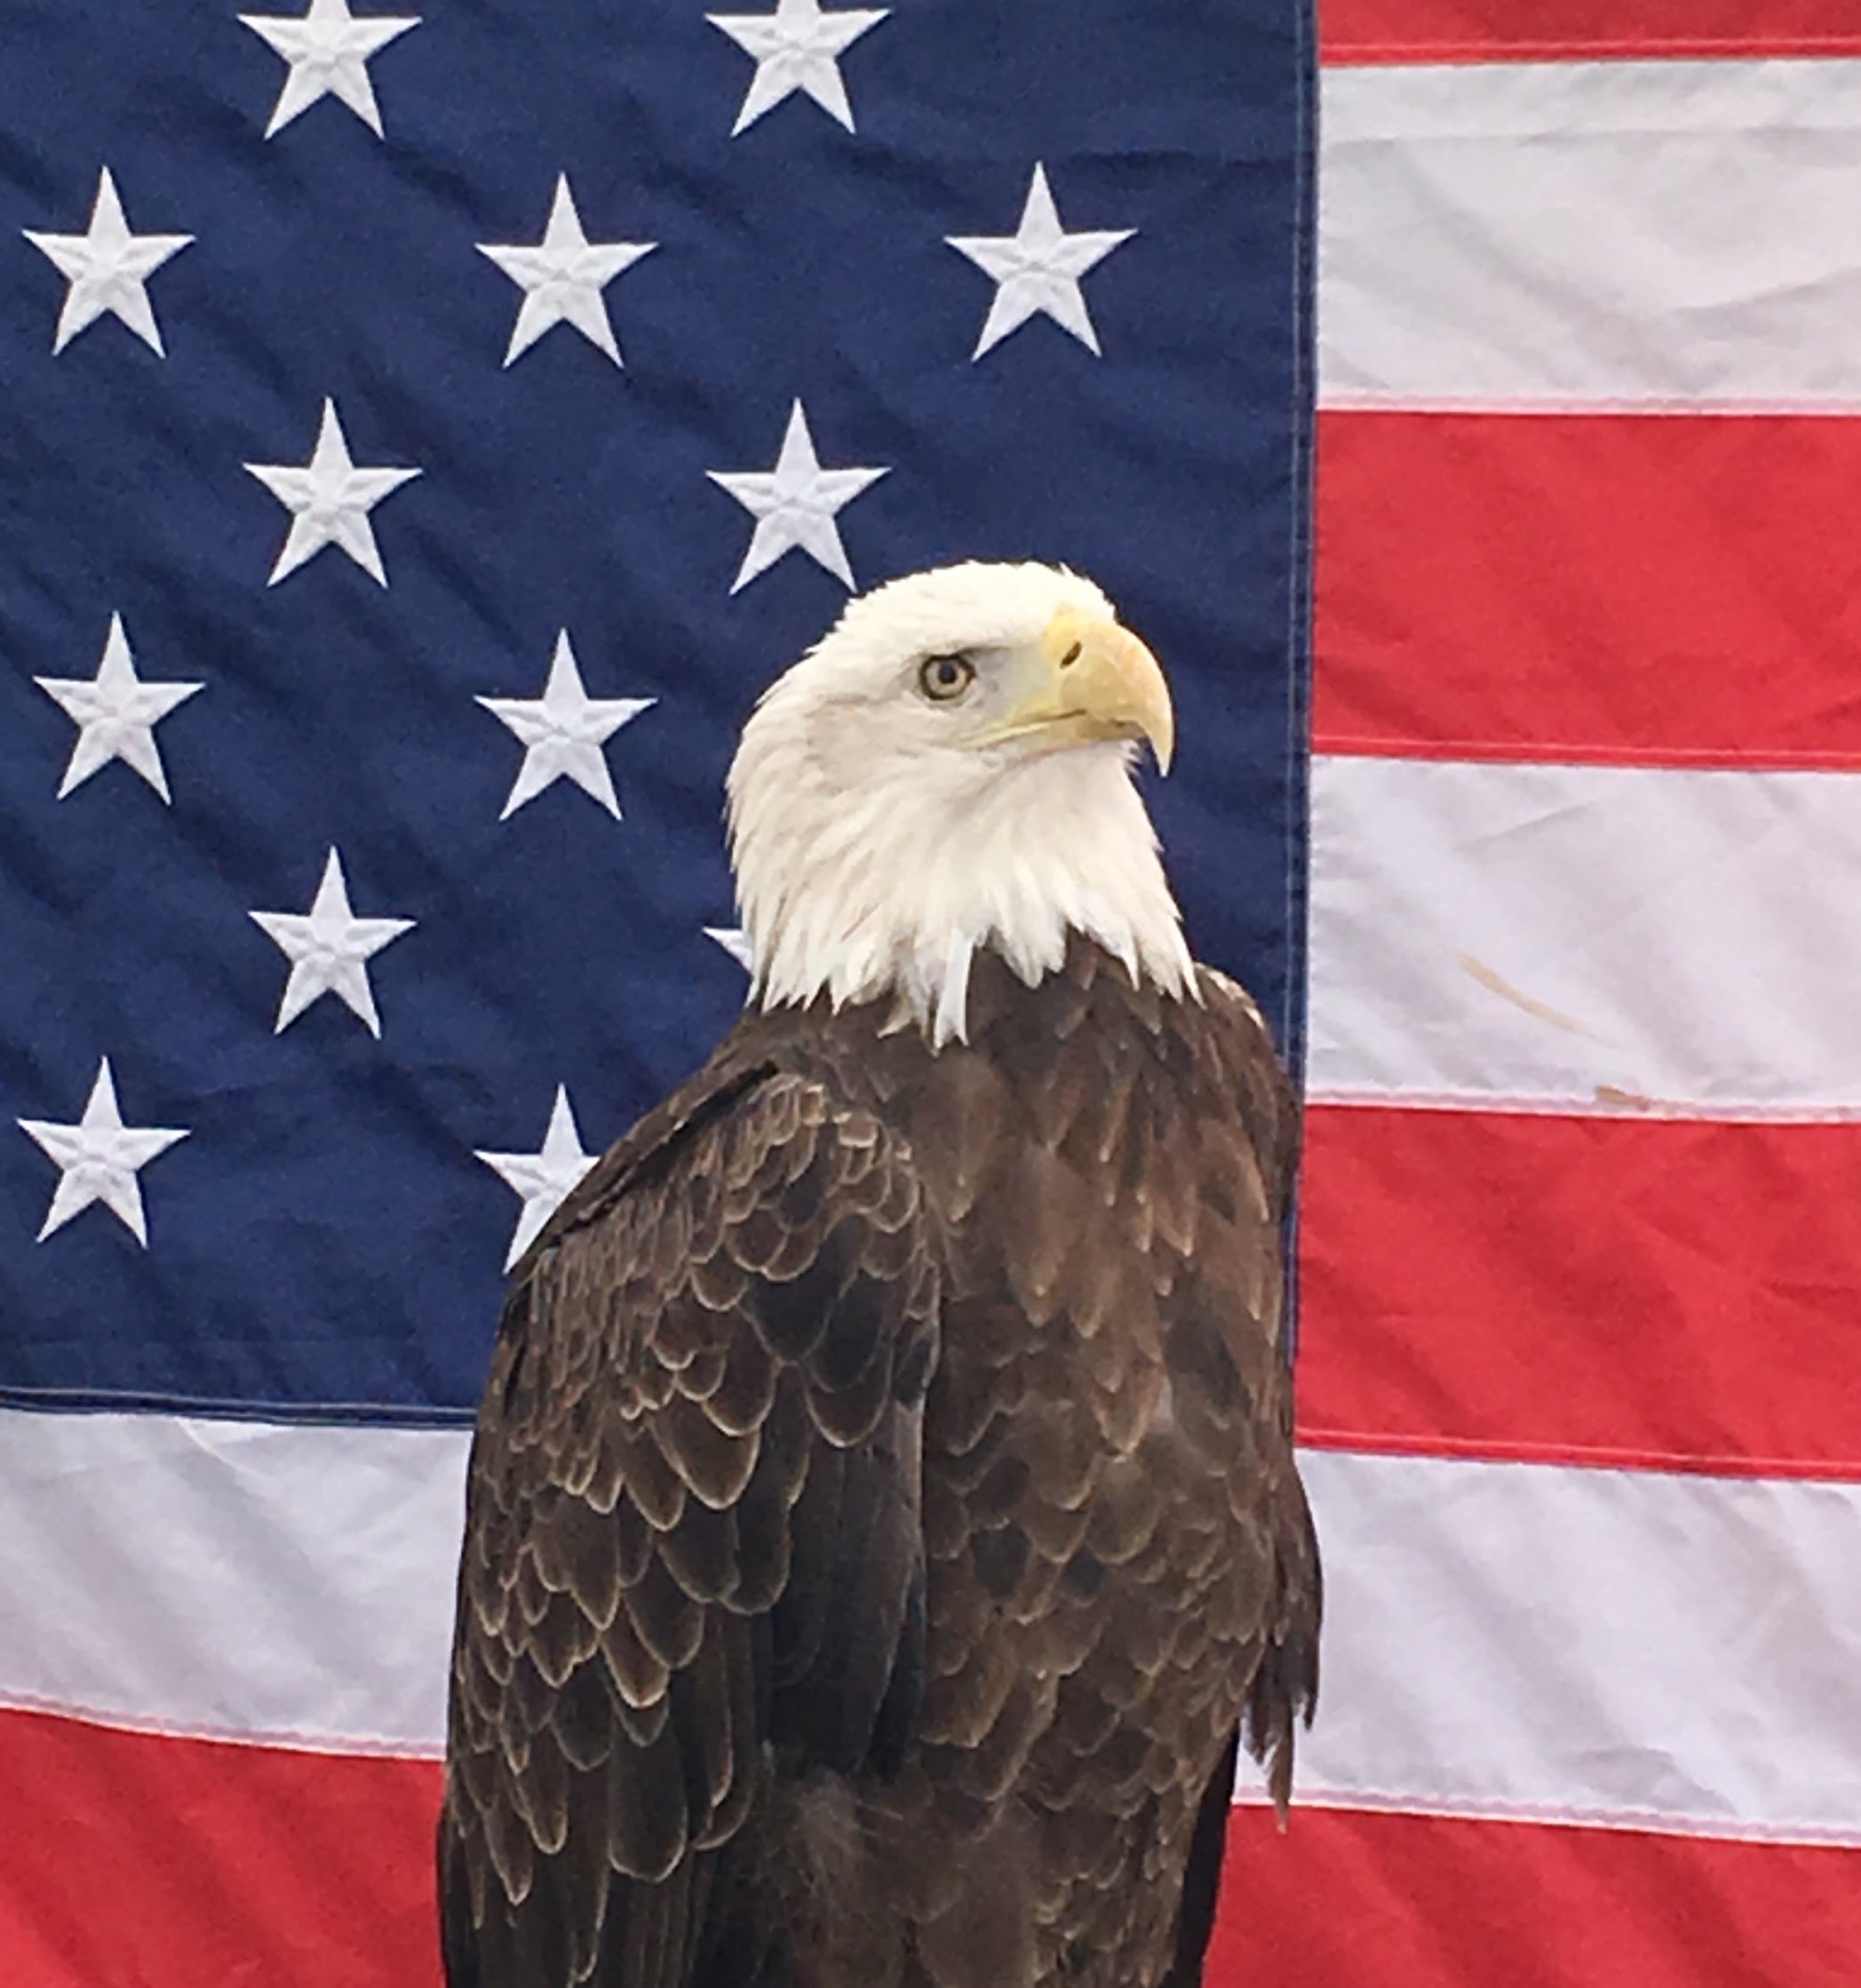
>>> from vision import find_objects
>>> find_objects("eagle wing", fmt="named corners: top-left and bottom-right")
top-left (1201, 966), bottom-right (1319, 1795)
top-left (441, 1063), bottom-right (942, 1988)
top-left (1161, 966), bottom-right (1321, 1987)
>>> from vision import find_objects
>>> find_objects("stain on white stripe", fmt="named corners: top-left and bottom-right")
top-left (1244, 1450), bottom-right (1861, 1844)
top-left (0, 1409), bottom-right (466, 1753)
top-left (1320, 58), bottom-right (1861, 411)
top-left (1308, 756), bottom-right (1861, 1118)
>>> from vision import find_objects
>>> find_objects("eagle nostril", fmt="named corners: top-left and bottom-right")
top-left (1060, 640), bottom-right (1082, 668)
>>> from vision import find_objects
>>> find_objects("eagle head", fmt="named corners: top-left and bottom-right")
top-left (727, 561), bottom-right (1194, 1045)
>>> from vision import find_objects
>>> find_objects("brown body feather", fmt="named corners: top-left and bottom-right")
top-left (441, 937), bottom-right (1320, 1988)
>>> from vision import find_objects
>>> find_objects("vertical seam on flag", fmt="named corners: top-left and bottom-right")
top-left (1281, 0), bottom-right (1318, 1077)
top-left (1281, 0), bottom-right (1319, 1368)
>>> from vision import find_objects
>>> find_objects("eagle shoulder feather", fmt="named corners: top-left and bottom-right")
top-left (441, 1058), bottom-right (942, 1988)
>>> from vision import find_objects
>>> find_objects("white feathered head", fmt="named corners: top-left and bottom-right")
top-left (727, 561), bottom-right (1192, 1045)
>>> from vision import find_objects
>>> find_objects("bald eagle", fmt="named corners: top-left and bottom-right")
top-left (441, 561), bottom-right (1321, 1988)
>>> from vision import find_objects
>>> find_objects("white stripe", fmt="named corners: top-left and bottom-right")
top-left (1239, 1451), bottom-right (1861, 1844)
top-left (1319, 59), bottom-right (1861, 411)
top-left (0, 1408), bottom-right (466, 1753)
top-left (1307, 756), bottom-right (1861, 1118)
top-left (13, 1416), bottom-right (1855, 1843)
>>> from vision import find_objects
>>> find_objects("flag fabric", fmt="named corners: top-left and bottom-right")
top-left (1209, 4), bottom-right (1861, 1984)
top-left (0, 4), bottom-right (1315, 1983)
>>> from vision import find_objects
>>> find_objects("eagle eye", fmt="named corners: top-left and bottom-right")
top-left (919, 653), bottom-right (976, 704)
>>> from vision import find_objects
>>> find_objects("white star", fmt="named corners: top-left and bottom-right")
top-left (251, 847), bottom-right (415, 1038)
top-left (477, 631), bottom-right (654, 821)
top-left (19, 1059), bottom-right (189, 1248)
top-left (709, 400), bottom-right (888, 593)
top-left (707, 0), bottom-right (887, 135)
top-left (23, 168), bottom-right (192, 357)
top-left (240, 0), bottom-right (420, 139)
top-left (35, 614), bottom-right (203, 805)
top-left (245, 399), bottom-right (421, 586)
top-left (477, 176), bottom-right (657, 369)
top-left (704, 926), bottom-right (754, 971)
top-left (476, 1085), bottom-right (598, 1271)
top-left (946, 163), bottom-right (1135, 360)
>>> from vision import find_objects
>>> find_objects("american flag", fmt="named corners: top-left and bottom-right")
top-left (0, 3), bottom-right (1311, 1982)
top-left (12, 2), bottom-right (1860, 1983)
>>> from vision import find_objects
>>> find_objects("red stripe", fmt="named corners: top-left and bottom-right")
top-left (12, 1714), bottom-right (1857, 1987)
top-left (1314, 412), bottom-right (1861, 769)
top-left (1295, 1108), bottom-right (1861, 1478)
top-left (1210, 1807), bottom-right (1861, 1987)
top-left (0, 1709), bottom-right (441, 1988)
top-left (1322, 1), bottom-right (1861, 62)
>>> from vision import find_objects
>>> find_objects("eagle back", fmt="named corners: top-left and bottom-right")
top-left (441, 936), bottom-right (1318, 1988)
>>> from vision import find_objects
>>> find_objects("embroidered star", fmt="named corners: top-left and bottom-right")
top-left (35, 614), bottom-right (203, 805)
top-left (709, 401), bottom-right (888, 593)
top-left (245, 399), bottom-right (421, 586)
top-left (477, 631), bottom-right (654, 820)
top-left (704, 926), bottom-right (753, 971)
top-left (707, 0), bottom-right (887, 135)
top-left (947, 163), bottom-right (1135, 360)
top-left (19, 1059), bottom-right (189, 1248)
top-left (23, 169), bottom-right (192, 357)
top-left (475, 1085), bottom-right (599, 1271)
top-left (477, 177), bottom-right (657, 369)
top-left (250, 847), bottom-right (415, 1038)
top-left (240, 0), bottom-right (420, 139)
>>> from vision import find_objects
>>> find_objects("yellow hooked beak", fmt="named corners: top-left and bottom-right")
top-left (986, 608), bottom-right (1175, 773)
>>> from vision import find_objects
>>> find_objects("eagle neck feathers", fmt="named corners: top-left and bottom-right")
top-left (728, 728), bottom-right (1196, 1046)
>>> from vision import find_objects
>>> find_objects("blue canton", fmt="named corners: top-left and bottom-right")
top-left (0, 0), bottom-right (1315, 1417)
